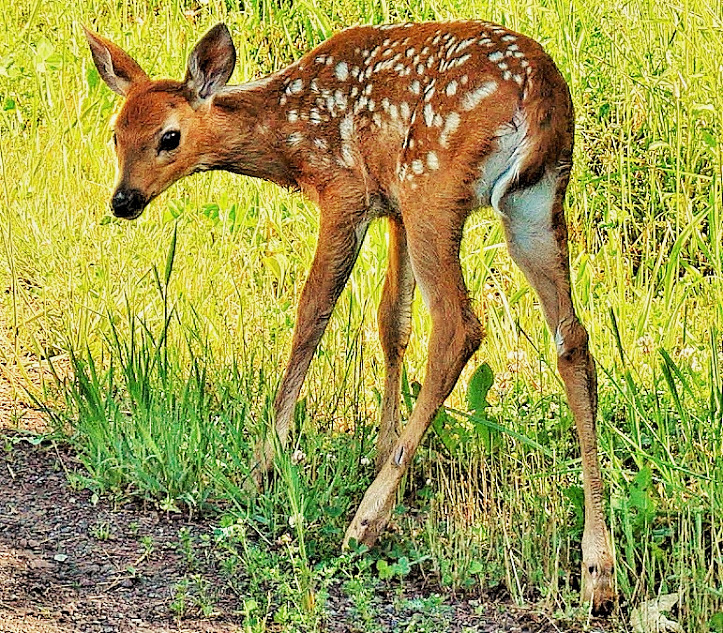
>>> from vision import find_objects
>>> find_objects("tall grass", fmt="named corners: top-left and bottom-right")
top-left (1, 0), bottom-right (722, 630)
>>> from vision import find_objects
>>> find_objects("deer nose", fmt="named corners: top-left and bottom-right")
top-left (111, 188), bottom-right (147, 219)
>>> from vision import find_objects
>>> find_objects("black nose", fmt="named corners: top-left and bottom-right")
top-left (111, 188), bottom-right (146, 219)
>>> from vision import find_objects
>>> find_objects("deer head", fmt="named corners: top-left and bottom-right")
top-left (84, 24), bottom-right (236, 218)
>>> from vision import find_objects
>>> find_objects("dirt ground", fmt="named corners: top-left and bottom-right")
top-left (0, 350), bottom-right (614, 632)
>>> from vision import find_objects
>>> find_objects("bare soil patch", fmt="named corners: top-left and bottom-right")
top-left (0, 437), bottom-right (239, 632)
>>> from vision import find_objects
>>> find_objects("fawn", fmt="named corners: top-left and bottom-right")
top-left (85, 20), bottom-right (615, 611)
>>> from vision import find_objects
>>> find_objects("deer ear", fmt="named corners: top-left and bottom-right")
top-left (83, 26), bottom-right (149, 97)
top-left (185, 23), bottom-right (236, 105)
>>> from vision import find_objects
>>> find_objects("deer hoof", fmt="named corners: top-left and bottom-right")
top-left (343, 483), bottom-right (396, 549)
top-left (582, 557), bottom-right (616, 615)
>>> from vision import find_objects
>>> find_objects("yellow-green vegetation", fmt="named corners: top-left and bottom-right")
top-left (1, 0), bottom-right (722, 631)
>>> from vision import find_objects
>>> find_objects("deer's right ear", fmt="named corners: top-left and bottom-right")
top-left (83, 27), bottom-right (149, 97)
top-left (184, 23), bottom-right (236, 106)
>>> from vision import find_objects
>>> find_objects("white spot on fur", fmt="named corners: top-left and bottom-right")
top-left (488, 51), bottom-right (504, 63)
top-left (427, 151), bottom-right (439, 170)
top-left (446, 80), bottom-right (458, 97)
top-left (424, 103), bottom-right (434, 127)
top-left (335, 61), bottom-right (349, 81)
top-left (334, 89), bottom-right (347, 109)
top-left (412, 159), bottom-right (424, 174)
top-left (340, 114), bottom-right (354, 139)
top-left (287, 110), bottom-right (298, 123)
top-left (287, 132), bottom-right (304, 146)
top-left (354, 95), bottom-right (368, 113)
top-left (461, 81), bottom-right (497, 111)
top-left (453, 38), bottom-right (475, 55)
top-left (409, 80), bottom-right (420, 94)
top-left (440, 111), bottom-right (460, 147)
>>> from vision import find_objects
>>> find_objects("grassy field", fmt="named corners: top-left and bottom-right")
top-left (1, 0), bottom-right (722, 630)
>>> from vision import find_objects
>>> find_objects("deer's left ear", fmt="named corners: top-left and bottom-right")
top-left (185, 23), bottom-right (236, 106)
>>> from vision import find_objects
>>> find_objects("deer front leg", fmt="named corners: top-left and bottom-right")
top-left (345, 216), bottom-right (483, 546)
top-left (376, 217), bottom-right (416, 471)
top-left (253, 204), bottom-right (370, 486)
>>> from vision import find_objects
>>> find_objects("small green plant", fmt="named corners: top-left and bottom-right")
top-left (89, 520), bottom-right (112, 541)
top-left (376, 556), bottom-right (411, 581)
top-left (343, 576), bottom-right (382, 633)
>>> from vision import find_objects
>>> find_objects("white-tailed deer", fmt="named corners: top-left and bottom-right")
top-left (85, 21), bottom-right (615, 611)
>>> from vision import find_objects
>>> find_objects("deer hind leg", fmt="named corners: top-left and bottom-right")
top-left (253, 201), bottom-right (370, 486)
top-left (344, 207), bottom-right (483, 547)
top-left (376, 217), bottom-right (416, 471)
top-left (498, 169), bottom-right (615, 613)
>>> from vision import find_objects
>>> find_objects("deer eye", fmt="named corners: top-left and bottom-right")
top-left (159, 129), bottom-right (180, 153)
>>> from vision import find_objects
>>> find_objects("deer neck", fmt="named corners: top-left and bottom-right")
top-left (203, 79), bottom-right (299, 189)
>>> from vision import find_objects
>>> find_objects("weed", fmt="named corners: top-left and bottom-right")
top-left (89, 520), bottom-right (112, 541)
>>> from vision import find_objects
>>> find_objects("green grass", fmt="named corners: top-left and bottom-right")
top-left (2, 0), bottom-right (723, 631)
